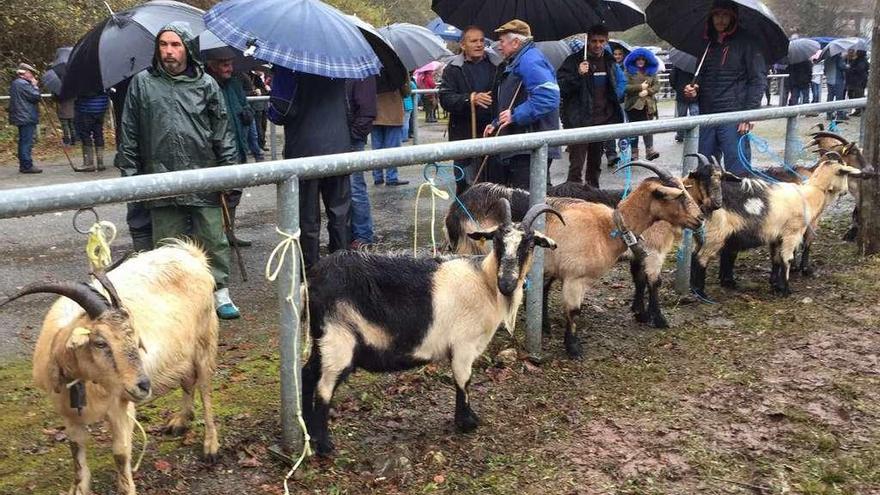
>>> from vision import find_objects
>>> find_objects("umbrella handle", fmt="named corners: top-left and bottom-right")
top-left (692, 43), bottom-right (711, 82)
top-left (583, 33), bottom-right (588, 61)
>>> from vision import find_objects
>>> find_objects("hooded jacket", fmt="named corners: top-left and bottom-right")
top-left (116, 22), bottom-right (238, 208)
top-left (845, 52), bottom-right (869, 91)
top-left (694, 8), bottom-right (767, 114)
top-left (623, 48), bottom-right (661, 114)
top-left (557, 44), bottom-right (626, 129)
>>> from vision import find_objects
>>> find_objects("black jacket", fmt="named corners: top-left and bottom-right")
top-left (787, 61), bottom-right (812, 89)
top-left (670, 67), bottom-right (696, 102)
top-left (282, 73), bottom-right (350, 159)
top-left (345, 77), bottom-right (377, 143)
top-left (557, 49), bottom-right (625, 129)
top-left (845, 55), bottom-right (869, 90)
top-left (438, 51), bottom-right (502, 142)
top-left (695, 28), bottom-right (767, 114)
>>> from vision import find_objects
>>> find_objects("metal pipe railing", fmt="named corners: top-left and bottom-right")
top-left (0, 97), bottom-right (867, 455)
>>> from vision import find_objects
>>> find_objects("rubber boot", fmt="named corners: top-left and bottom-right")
top-left (95, 146), bottom-right (106, 171)
top-left (225, 206), bottom-right (252, 247)
top-left (76, 144), bottom-right (95, 172)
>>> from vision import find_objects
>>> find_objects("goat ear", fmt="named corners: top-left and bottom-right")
top-left (652, 186), bottom-right (685, 201)
top-left (722, 171), bottom-right (743, 182)
top-left (837, 166), bottom-right (862, 176)
top-left (66, 327), bottom-right (91, 349)
top-left (467, 228), bottom-right (497, 241)
top-left (533, 231), bottom-right (557, 250)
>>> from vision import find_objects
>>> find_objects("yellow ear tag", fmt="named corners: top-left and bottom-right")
top-left (73, 327), bottom-right (91, 336)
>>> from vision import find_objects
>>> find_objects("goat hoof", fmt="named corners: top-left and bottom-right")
top-left (564, 339), bottom-right (583, 359)
top-left (719, 278), bottom-right (737, 289)
top-left (455, 412), bottom-right (480, 433)
top-left (842, 229), bottom-right (857, 242)
top-left (314, 439), bottom-right (335, 457)
top-left (163, 424), bottom-right (190, 437)
top-left (650, 315), bottom-right (670, 329)
top-left (204, 452), bottom-right (219, 464)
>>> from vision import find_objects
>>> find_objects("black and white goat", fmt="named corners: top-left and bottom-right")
top-left (301, 201), bottom-right (561, 456)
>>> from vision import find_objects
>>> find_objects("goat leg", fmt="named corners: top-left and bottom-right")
top-left (647, 278), bottom-right (669, 328)
top-left (66, 423), bottom-right (91, 495)
top-left (108, 403), bottom-right (136, 495)
top-left (690, 257), bottom-right (709, 299)
top-left (718, 247), bottom-right (738, 289)
top-left (563, 309), bottom-right (583, 358)
top-left (843, 206), bottom-right (859, 242)
top-left (198, 376), bottom-right (220, 463)
top-left (452, 352), bottom-right (480, 432)
top-left (629, 259), bottom-right (650, 324)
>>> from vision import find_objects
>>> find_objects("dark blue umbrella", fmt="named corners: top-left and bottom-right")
top-left (810, 36), bottom-right (837, 49)
top-left (426, 17), bottom-right (462, 41)
top-left (204, 0), bottom-right (381, 79)
top-left (432, 0), bottom-right (645, 42)
top-left (60, 0), bottom-right (206, 99)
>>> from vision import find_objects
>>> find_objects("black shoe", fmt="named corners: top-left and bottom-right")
top-left (19, 167), bottom-right (43, 174)
top-left (386, 180), bottom-right (410, 186)
top-left (675, 136), bottom-right (684, 143)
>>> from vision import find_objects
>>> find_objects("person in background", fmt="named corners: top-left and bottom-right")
top-left (439, 25), bottom-right (502, 194)
top-left (74, 91), bottom-right (110, 171)
top-left (623, 48), bottom-right (661, 161)
top-left (250, 67), bottom-right (270, 151)
top-left (786, 59), bottom-right (811, 106)
top-left (237, 70), bottom-right (265, 162)
top-left (670, 63), bottom-right (698, 143)
top-left (55, 96), bottom-right (77, 147)
top-left (418, 69), bottom-right (438, 123)
top-left (346, 76), bottom-right (377, 250)
top-left (371, 84), bottom-right (411, 186)
top-left (9, 63), bottom-right (42, 174)
top-left (845, 49), bottom-right (869, 117)
top-left (824, 53), bottom-right (848, 120)
top-left (810, 59), bottom-right (823, 104)
top-left (402, 73), bottom-right (416, 142)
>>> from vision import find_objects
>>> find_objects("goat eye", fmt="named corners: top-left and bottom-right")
top-left (93, 339), bottom-right (108, 349)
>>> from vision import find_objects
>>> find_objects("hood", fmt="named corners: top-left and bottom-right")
top-left (705, 1), bottom-right (739, 43)
top-left (152, 21), bottom-right (202, 78)
top-left (623, 48), bottom-right (659, 76)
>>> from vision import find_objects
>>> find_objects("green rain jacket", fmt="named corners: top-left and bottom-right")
top-left (117, 22), bottom-right (238, 208)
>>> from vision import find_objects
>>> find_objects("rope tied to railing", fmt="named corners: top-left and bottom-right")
top-left (413, 166), bottom-right (451, 257)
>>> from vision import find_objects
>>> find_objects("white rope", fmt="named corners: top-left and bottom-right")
top-left (264, 227), bottom-right (313, 493)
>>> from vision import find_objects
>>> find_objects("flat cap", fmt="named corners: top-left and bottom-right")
top-left (494, 19), bottom-right (531, 37)
top-left (17, 63), bottom-right (38, 74)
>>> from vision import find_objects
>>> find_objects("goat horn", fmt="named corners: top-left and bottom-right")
top-left (684, 153), bottom-right (711, 167)
top-left (499, 198), bottom-right (513, 225)
top-left (0, 281), bottom-right (110, 319)
top-left (615, 160), bottom-right (675, 184)
top-left (91, 271), bottom-right (121, 309)
top-left (803, 139), bottom-right (819, 149)
top-left (823, 151), bottom-right (843, 162)
top-left (810, 122), bottom-right (825, 132)
top-left (811, 131), bottom-right (850, 146)
top-left (522, 203), bottom-right (565, 232)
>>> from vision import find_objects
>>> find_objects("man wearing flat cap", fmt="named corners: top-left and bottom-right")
top-left (483, 19), bottom-right (560, 189)
top-left (9, 63), bottom-right (43, 173)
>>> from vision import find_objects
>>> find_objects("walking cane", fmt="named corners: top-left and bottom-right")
top-left (473, 82), bottom-right (523, 183)
top-left (220, 193), bottom-right (249, 282)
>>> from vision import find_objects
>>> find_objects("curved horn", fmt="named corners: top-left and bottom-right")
top-left (811, 131), bottom-right (850, 146)
top-left (684, 153), bottom-right (711, 167)
top-left (91, 271), bottom-right (121, 308)
top-left (0, 281), bottom-right (110, 319)
top-left (615, 160), bottom-right (675, 183)
top-left (499, 197), bottom-right (513, 225)
top-left (521, 203), bottom-right (565, 232)
top-left (810, 122), bottom-right (825, 132)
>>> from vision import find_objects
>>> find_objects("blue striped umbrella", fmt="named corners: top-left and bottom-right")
top-left (204, 0), bottom-right (381, 79)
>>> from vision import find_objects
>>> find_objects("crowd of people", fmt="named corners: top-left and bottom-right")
top-left (4, 0), bottom-right (872, 322)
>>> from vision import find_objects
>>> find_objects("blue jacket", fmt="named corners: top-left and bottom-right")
top-left (8, 78), bottom-right (40, 126)
top-left (493, 41), bottom-right (560, 158)
top-left (75, 93), bottom-right (110, 115)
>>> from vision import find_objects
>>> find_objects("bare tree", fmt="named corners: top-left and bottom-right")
top-left (857, 0), bottom-right (880, 255)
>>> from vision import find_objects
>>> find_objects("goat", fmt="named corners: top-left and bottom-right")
top-left (302, 201), bottom-right (561, 456)
top-left (446, 156), bottom-right (729, 329)
top-left (0, 241), bottom-right (219, 495)
top-left (691, 154), bottom-right (864, 298)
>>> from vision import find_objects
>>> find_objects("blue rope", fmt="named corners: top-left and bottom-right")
top-left (618, 138), bottom-right (633, 199)
top-left (828, 120), bottom-right (839, 132)
top-left (422, 162), bottom-right (477, 225)
top-left (737, 133), bottom-right (808, 183)
top-left (691, 289), bottom-right (718, 305)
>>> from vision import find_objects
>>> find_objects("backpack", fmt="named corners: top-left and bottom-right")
top-left (267, 66), bottom-right (299, 125)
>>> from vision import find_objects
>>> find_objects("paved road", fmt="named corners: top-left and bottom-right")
top-left (0, 106), bottom-right (861, 362)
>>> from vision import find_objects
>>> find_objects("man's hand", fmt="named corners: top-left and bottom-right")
top-left (578, 61), bottom-right (590, 75)
top-left (472, 92), bottom-right (492, 108)
top-left (498, 109), bottom-right (512, 127)
top-left (737, 121), bottom-right (754, 134)
top-left (683, 83), bottom-right (698, 99)
top-left (483, 123), bottom-right (495, 137)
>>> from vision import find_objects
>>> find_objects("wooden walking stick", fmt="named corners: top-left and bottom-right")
top-left (39, 100), bottom-right (77, 171)
top-left (473, 82), bottom-right (523, 184)
top-left (220, 193), bottom-right (249, 282)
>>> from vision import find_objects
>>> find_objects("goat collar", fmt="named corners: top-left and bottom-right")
top-left (611, 209), bottom-right (647, 260)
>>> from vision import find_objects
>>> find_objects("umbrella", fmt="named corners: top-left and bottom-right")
top-left (787, 38), bottom-right (821, 64)
top-left (60, 0), bottom-right (206, 99)
top-left (810, 36), bottom-right (837, 49)
top-left (204, 0), bottom-right (380, 79)
top-left (346, 15), bottom-right (409, 91)
top-left (667, 48), bottom-right (698, 73)
top-left (378, 23), bottom-right (452, 72)
top-left (50, 47), bottom-right (73, 79)
top-left (609, 39), bottom-right (635, 55)
top-left (426, 17), bottom-right (462, 41)
top-left (646, 0), bottom-right (789, 66)
top-left (41, 69), bottom-right (63, 95)
top-left (199, 29), bottom-right (262, 72)
top-left (432, 0), bottom-right (646, 42)
top-left (488, 40), bottom-right (578, 70)
top-left (414, 61), bottom-right (442, 77)
top-left (820, 37), bottom-right (868, 59)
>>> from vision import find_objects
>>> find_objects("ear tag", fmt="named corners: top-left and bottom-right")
top-left (67, 381), bottom-right (87, 416)
top-left (73, 327), bottom-right (91, 336)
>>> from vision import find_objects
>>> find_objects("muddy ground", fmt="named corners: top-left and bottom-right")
top-left (0, 110), bottom-right (877, 495)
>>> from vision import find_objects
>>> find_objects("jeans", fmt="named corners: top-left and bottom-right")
top-left (826, 82), bottom-right (847, 119)
top-left (349, 139), bottom-right (373, 243)
top-left (810, 82), bottom-right (821, 103)
top-left (788, 86), bottom-right (810, 106)
top-left (699, 123), bottom-right (750, 177)
top-left (370, 125), bottom-right (403, 183)
top-left (247, 121), bottom-right (263, 159)
top-left (626, 108), bottom-right (654, 150)
top-left (674, 100), bottom-right (700, 140)
top-left (17, 124), bottom-right (36, 171)
top-left (75, 111), bottom-right (105, 147)
top-left (402, 109), bottom-right (412, 142)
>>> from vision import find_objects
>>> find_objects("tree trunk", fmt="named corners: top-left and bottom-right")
top-left (857, 0), bottom-right (880, 255)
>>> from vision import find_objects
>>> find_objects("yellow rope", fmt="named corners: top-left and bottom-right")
top-left (264, 227), bottom-right (313, 493)
top-left (86, 220), bottom-right (117, 271)
top-left (128, 409), bottom-right (148, 472)
top-left (413, 178), bottom-right (450, 257)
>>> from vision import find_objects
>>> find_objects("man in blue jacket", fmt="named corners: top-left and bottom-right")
top-left (484, 20), bottom-right (560, 189)
top-left (683, 0), bottom-right (766, 176)
top-left (8, 63), bottom-right (43, 174)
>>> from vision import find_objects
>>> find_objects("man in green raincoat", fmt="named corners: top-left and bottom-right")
top-left (116, 22), bottom-right (242, 320)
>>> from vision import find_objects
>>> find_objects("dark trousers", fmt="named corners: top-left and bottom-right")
top-left (60, 117), bottom-right (77, 145)
top-left (567, 141), bottom-right (605, 187)
top-left (16, 124), bottom-right (36, 170)
top-left (626, 107), bottom-right (654, 150)
top-left (699, 123), bottom-right (750, 176)
top-left (75, 111), bottom-right (105, 147)
top-left (486, 154), bottom-right (530, 189)
top-left (255, 109), bottom-right (267, 149)
top-left (300, 175), bottom-right (351, 268)
top-left (126, 202), bottom-right (153, 252)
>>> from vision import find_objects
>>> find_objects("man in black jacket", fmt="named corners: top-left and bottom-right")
top-left (557, 24), bottom-right (625, 186)
top-left (845, 49), bottom-right (869, 116)
top-left (787, 59), bottom-right (811, 106)
top-left (683, 0), bottom-right (766, 176)
top-left (439, 26), bottom-right (503, 194)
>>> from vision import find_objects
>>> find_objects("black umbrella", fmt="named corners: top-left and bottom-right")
top-left (41, 69), bottom-right (63, 96)
top-left (646, 0), bottom-right (788, 67)
top-left (609, 38), bottom-right (635, 55)
top-left (60, 0), bottom-right (205, 99)
top-left (432, 0), bottom-right (645, 42)
top-left (667, 48), bottom-right (698, 73)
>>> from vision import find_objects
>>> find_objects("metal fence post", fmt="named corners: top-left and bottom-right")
top-left (412, 108), bottom-right (421, 145)
top-left (526, 144), bottom-right (548, 359)
top-left (270, 121), bottom-right (278, 160)
top-left (277, 176), bottom-right (303, 455)
top-left (675, 126), bottom-right (700, 294)
top-left (783, 116), bottom-right (799, 166)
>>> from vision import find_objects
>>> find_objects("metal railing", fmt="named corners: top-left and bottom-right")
top-left (0, 97), bottom-right (866, 454)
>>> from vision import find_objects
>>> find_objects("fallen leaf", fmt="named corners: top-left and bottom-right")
top-left (154, 459), bottom-right (172, 474)
top-left (433, 474), bottom-right (446, 484)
